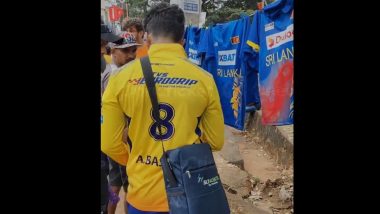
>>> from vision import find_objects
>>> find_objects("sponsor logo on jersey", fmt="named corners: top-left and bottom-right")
top-left (265, 22), bottom-right (274, 32)
top-left (218, 49), bottom-right (237, 66)
top-left (188, 48), bottom-right (201, 65)
top-left (128, 73), bottom-right (198, 86)
top-left (266, 24), bottom-right (293, 50)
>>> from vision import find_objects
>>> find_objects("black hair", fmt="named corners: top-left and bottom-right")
top-left (143, 3), bottom-right (185, 42)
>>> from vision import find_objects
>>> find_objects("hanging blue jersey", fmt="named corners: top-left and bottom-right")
top-left (204, 16), bottom-right (252, 130)
top-left (184, 26), bottom-right (205, 66)
top-left (241, 15), bottom-right (261, 110)
top-left (198, 27), bottom-right (214, 72)
top-left (246, 0), bottom-right (294, 125)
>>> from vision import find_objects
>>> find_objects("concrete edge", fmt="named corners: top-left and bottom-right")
top-left (244, 111), bottom-right (293, 169)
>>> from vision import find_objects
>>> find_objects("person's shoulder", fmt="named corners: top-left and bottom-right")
top-left (111, 60), bottom-right (136, 75)
top-left (112, 59), bottom-right (140, 77)
top-left (107, 60), bottom-right (142, 93)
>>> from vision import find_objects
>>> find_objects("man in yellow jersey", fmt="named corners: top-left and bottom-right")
top-left (123, 18), bottom-right (148, 58)
top-left (101, 3), bottom-right (224, 214)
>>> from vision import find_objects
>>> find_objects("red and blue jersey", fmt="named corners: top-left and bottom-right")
top-left (246, 0), bottom-right (294, 125)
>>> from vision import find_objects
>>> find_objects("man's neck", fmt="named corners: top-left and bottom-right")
top-left (152, 37), bottom-right (177, 44)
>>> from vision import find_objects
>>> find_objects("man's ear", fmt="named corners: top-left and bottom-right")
top-left (138, 31), bottom-right (144, 40)
top-left (147, 33), bottom-right (153, 48)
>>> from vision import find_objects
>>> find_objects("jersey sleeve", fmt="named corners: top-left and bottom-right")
top-left (199, 78), bottom-right (225, 151)
top-left (101, 76), bottom-right (129, 166)
top-left (201, 28), bottom-right (215, 61)
top-left (242, 14), bottom-right (261, 105)
top-left (198, 28), bottom-right (208, 55)
top-left (244, 12), bottom-right (261, 70)
top-left (246, 12), bottom-right (260, 53)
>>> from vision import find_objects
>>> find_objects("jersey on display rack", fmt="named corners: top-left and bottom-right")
top-left (184, 26), bottom-right (205, 66)
top-left (246, 0), bottom-right (294, 125)
top-left (197, 27), bottom-right (214, 72)
top-left (203, 16), bottom-right (252, 130)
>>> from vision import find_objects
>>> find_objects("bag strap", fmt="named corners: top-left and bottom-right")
top-left (140, 57), bottom-right (165, 153)
top-left (140, 56), bottom-right (177, 187)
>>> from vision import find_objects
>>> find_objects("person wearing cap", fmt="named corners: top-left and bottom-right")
top-left (110, 32), bottom-right (141, 71)
top-left (123, 18), bottom-right (148, 58)
top-left (101, 22), bottom-right (123, 92)
top-left (101, 21), bottom-right (122, 214)
top-left (105, 31), bottom-right (141, 214)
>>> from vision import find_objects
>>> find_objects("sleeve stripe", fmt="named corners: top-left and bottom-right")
top-left (247, 40), bottom-right (260, 52)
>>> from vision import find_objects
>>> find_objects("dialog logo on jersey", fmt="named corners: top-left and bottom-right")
top-left (266, 24), bottom-right (293, 50)
top-left (218, 49), bottom-right (237, 66)
top-left (268, 38), bottom-right (275, 48)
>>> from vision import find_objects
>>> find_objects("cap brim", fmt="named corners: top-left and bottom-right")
top-left (101, 33), bottom-right (122, 43)
top-left (113, 43), bottom-right (141, 49)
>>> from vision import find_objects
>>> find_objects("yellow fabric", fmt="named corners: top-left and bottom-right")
top-left (101, 43), bottom-right (224, 212)
top-left (103, 54), bottom-right (112, 64)
top-left (247, 40), bottom-right (260, 52)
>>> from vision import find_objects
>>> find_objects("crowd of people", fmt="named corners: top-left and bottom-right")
top-left (101, 16), bottom-right (150, 214)
top-left (101, 3), bottom-right (225, 214)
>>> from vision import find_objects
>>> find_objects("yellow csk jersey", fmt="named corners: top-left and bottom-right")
top-left (101, 43), bottom-right (224, 212)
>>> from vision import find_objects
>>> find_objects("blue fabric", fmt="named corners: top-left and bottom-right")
top-left (204, 16), bottom-right (252, 130)
top-left (161, 143), bottom-right (230, 214)
top-left (198, 27), bottom-right (215, 72)
top-left (184, 26), bottom-right (205, 66)
top-left (245, 0), bottom-right (294, 125)
top-left (127, 203), bottom-right (169, 214)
